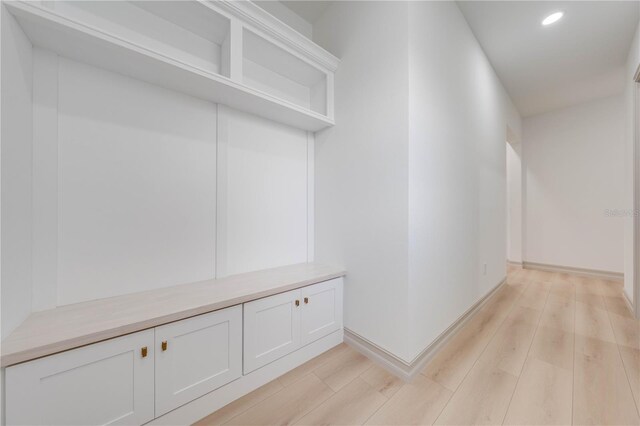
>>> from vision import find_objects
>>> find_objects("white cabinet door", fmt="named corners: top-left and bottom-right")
top-left (5, 330), bottom-right (154, 425)
top-left (154, 306), bottom-right (242, 417)
top-left (301, 278), bottom-right (343, 346)
top-left (243, 289), bottom-right (302, 374)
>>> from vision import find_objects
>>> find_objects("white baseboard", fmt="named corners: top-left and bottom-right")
top-left (343, 330), bottom-right (413, 381)
top-left (149, 330), bottom-right (343, 425)
top-left (507, 260), bottom-right (523, 267)
top-left (523, 261), bottom-right (623, 282)
top-left (622, 290), bottom-right (635, 318)
top-left (345, 277), bottom-right (506, 382)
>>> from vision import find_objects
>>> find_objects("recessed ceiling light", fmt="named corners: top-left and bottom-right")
top-left (542, 11), bottom-right (564, 26)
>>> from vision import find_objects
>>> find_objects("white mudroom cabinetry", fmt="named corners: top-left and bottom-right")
top-left (5, 330), bottom-right (156, 426)
top-left (3, 271), bottom-right (344, 425)
top-left (1, 0), bottom-right (344, 424)
top-left (2, 0), bottom-right (338, 131)
top-left (154, 306), bottom-right (242, 417)
top-left (244, 277), bottom-right (343, 373)
top-left (300, 278), bottom-right (343, 345)
top-left (243, 288), bottom-right (302, 374)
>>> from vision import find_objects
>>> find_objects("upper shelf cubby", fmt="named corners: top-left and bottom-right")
top-left (48, 1), bottom-right (232, 77)
top-left (4, 0), bottom-right (339, 132)
top-left (243, 28), bottom-right (328, 116)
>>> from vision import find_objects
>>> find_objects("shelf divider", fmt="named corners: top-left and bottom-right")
top-left (6, 1), bottom-right (335, 132)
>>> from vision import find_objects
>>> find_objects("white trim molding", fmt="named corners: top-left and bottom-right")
top-left (345, 277), bottom-right (507, 382)
top-left (523, 261), bottom-right (623, 282)
top-left (623, 290), bottom-right (634, 318)
top-left (306, 132), bottom-right (315, 262)
top-left (213, 0), bottom-right (339, 72)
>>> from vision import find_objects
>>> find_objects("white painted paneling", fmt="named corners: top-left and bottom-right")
top-left (155, 306), bottom-right (242, 417)
top-left (1, 6), bottom-right (33, 339)
top-left (307, 132), bottom-right (315, 262)
top-left (32, 48), bottom-right (59, 312)
top-left (57, 57), bottom-right (217, 305)
top-left (523, 95), bottom-right (625, 273)
top-left (217, 105), bottom-right (308, 277)
top-left (5, 329), bottom-right (155, 425)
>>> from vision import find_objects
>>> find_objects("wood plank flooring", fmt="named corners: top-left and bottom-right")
top-left (196, 267), bottom-right (639, 425)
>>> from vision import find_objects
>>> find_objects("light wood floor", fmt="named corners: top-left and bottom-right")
top-left (196, 267), bottom-right (640, 425)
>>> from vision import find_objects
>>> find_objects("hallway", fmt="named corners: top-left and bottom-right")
top-left (0, 2), bottom-right (638, 424)
top-left (197, 267), bottom-right (640, 425)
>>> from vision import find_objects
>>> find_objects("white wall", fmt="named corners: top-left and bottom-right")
top-left (507, 141), bottom-right (523, 264)
top-left (1, 7), bottom-right (33, 339)
top-left (313, 1), bottom-right (411, 360)
top-left (313, 1), bottom-right (521, 363)
top-left (4, 46), bottom-right (313, 314)
top-left (523, 95), bottom-right (626, 274)
top-left (217, 105), bottom-right (309, 277)
top-left (624, 22), bottom-right (639, 304)
top-left (55, 57), bottom-right (218, 305)
top-left (406, 1), bottom-right (522, 360)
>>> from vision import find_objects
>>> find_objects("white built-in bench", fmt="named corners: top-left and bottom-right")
top-left (2, 263), bottom-right (345, 425)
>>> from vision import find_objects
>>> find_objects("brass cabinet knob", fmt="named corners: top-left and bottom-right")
top-left (161, 341), bottom-right (168, 351)
top-left (141, 347), bottom-right (148, 358)
top-left (304, 297), bottom-right (309, 304)
top-left (295, 300), bottom-right (300, 307)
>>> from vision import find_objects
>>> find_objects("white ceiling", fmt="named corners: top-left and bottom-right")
top-left (457, 1), bottom-right (640, 117)
top-left (278, 1), bottom-right (639, 116)
top-left (280, 1), bottom-right (331, 23)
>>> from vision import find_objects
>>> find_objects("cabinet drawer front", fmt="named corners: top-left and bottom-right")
top-left (243, 289), bottom-right (301, 374)
top-left (5, 330), bottom-right (154, 426)
top-left (301, 278), bottom-right (343, 346)
top-left (154, 306), bottom-right (242, 417)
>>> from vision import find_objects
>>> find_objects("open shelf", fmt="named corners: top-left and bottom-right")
top-left (49, 0), bottom-right (232, 77)
top-left (243, 28), bottom-right (328, 115)
top-left (6, 1), bottom-right (335, 132)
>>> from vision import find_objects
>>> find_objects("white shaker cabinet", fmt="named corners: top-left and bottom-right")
top-left (244, 278), bottom-right (343, 373)
top-left (243, 288), bottom-right (302, 374)
top-left (301, 278), bottom-right (343, 346)
top-left (5, 329), bottom-right (155, 426)
top-left (3, 276), bottom-right (344, 425)
top-left (154, 306), bottom-right (242, 417)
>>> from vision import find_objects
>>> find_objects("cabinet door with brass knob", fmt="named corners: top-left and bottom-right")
top-left (5, 329), bottom-right (155, 425)
top-left (154, 306), bottom-right (242, 417)
top-left (300, 278), bottom-right (343, 346)
top-left (243, 288), bottom-right (302, 374)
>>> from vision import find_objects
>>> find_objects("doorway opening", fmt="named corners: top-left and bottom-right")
top-left (506, 128), bottom-right (522, 270)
